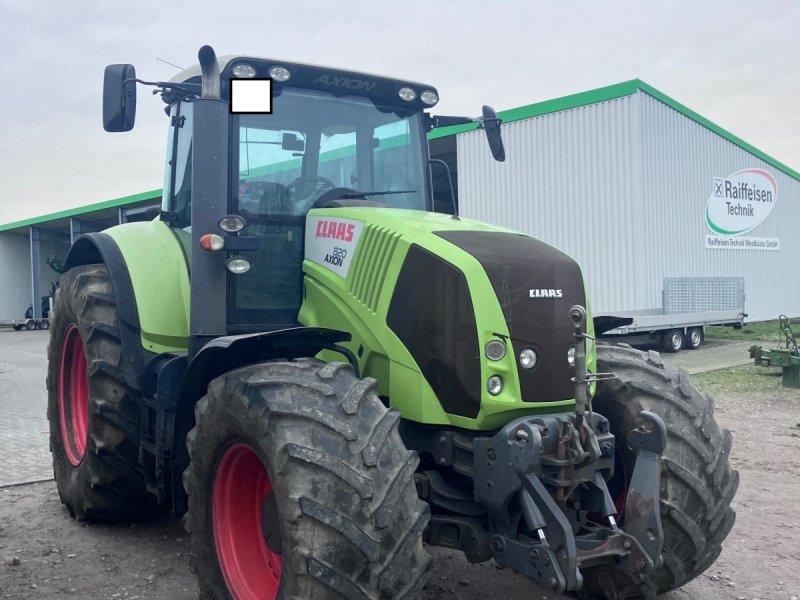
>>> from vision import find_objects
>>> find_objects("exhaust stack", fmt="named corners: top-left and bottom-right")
top-left (198, 45), bottom-right (220, 99)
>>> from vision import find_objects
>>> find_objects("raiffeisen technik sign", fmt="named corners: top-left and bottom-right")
top-left (705, 168), bottom-right (780, 251)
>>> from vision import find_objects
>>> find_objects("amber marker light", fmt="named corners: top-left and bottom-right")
top-left (199, 233), bottom-right (225, 251)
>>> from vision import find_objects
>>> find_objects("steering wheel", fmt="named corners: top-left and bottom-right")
top-left (286, 176), bottom-right (336, 211)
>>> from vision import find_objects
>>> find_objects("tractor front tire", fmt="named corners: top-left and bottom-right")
top-left (583, 343), bottom-right (738, 599)
top-left (46, 264), bottom-right (158, 520)
top-left (184, 360), bottom-right (431, 600)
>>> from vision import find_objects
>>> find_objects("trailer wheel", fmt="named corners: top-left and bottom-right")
top-left (582, 344), bottom-right (738, 598)
top-left (184, 360), bottom-right (431, 600)
top-left (25, 320), bottom-right (36, 331)
top-left (46, 264), bottom-right (158, 520)
top-left (661, 329), bottom-right (683, 353)
top-left (12, 324), bottom-right (22, 331)
top-left (685, 327), bottom-right (703, 350)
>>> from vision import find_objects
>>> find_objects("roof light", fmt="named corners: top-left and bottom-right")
top-left (420, 90), bottom-right (439, 106)
top-left (219, 214), bottom-right (246, 233)
top-left (226, 257), bottom-right (251, 275)
top-left (199, 233), bottom-right (225, 251)
top-left (269, 66), bottom-right (291, 82)
top-left (232, 63), bottom-right (257, 78)
top-left (398, 87), bottom-right (416, 102)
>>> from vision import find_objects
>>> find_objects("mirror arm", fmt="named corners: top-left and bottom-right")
top-left (123, 78), bottom-right (202, 96)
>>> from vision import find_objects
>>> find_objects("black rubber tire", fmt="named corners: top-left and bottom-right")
top-left (12, 324), bottom-right (22, 331)
top-left (661, 329), bottom-right (683, 353)
top-left (684, 327), bottom-right (703, 350)
top-left (184, 359), bottom-right (432, 600)
top-left (25, 320), bottom-right (36, 331)
top-left (46, 264), bottom-right (158, 520)
top-left (582, 344), bottom-right (738, 599)
top-left (40, 319), bottom-right (50, 331)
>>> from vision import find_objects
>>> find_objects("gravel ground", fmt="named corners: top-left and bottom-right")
top-left (1, 352), bottom-right (799, 599)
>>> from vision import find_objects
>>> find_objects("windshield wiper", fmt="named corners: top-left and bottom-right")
top-left (341, 190), bottom-right (416, 198)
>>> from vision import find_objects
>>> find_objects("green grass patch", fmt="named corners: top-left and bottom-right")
top-left (691, 364), bottom-right (785, 396)
top-left (704, 317), bottom-right (800, 342)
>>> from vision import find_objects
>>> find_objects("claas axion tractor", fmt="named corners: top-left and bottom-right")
top-left (47, 45), bottom-right (737, 599)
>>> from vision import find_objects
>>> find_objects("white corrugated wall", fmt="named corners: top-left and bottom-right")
top-left (457, 94), bottom-right (648, 313)
top-left (457, 90), bottom-right (800, 320)
top-left (638, 92), bottom-right (800, 321)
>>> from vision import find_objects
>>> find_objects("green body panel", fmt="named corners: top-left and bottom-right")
top-left (299, 207), bottom-right (596, 431)
top-left (104, 220), bottom-right (191, 354)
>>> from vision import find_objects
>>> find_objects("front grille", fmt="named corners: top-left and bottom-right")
top-left (436, 231), bottom-right (585, 402)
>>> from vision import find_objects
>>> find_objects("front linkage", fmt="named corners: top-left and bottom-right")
top-left (407, 306), bottom-right (667, 594)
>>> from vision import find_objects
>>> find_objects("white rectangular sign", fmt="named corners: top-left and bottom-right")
top-left (705, 235), bottom-right (780, 251)
top-left (305, 216), bottom-right (364, 278)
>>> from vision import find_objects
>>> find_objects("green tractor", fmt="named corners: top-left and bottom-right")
top-left (47, 45), bottom-right (737, 599)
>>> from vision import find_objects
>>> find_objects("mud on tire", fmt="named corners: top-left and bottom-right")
top-left (582, 343), bottom-right (738, 599)
top-left (183, 359), bottom-right (432, 600)
top-left (46, 264), bottom-right (158, 520)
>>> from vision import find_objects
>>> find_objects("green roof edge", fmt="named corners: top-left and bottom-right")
top-left (428, 78), bottom-right (800, 182)
top-left (0, 188), bottom-right (162, 233)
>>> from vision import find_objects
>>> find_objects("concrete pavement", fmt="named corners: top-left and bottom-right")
top-left (0, 329), bottom-right (52, 487)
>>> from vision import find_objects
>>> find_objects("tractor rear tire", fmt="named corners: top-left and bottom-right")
top-left (183, 360), bottom-right (431, 600)
top-left (582, 343), bottom-right (738, 599)
top-left (46, 264), bottom-right (158, 520)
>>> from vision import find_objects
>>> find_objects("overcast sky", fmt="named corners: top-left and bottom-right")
top-left (1, 0), bottom-right (798, 225)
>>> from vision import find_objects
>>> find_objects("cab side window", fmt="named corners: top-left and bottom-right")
top-left (162, 101), bottom-right (194, 229)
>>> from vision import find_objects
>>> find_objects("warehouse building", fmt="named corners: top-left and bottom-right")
top-left (431, 79), bottom-right (799, 322)
top-left (1, 79), bottom-right (798, 323)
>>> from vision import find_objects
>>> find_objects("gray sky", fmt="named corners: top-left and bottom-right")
top-left (1, 0), bottom-right (798, 225)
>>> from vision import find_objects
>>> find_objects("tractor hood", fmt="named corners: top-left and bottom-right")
top-left (299, 207), bottom-right (595, 430)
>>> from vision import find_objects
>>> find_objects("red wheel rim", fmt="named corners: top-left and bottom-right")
top-left (58, 324), bottom-right (89, 466)
top-left (213, 443), bottom-right (282, 599)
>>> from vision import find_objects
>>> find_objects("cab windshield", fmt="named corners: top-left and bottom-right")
top-left (234, 88), bottom-right (430, 216)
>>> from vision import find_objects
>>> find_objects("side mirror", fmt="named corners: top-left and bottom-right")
top-left (103, 64), bottom-right (137, 132)
top-left (482, 105), bottom-right (505, 162)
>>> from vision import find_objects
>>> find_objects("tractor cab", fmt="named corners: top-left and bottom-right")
top-left (103, 49), bottom-right (502, 346)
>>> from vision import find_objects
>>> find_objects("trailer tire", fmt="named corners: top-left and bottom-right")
top-left (26, 320), bottom-right (36, 331)
top-left (12, 324), bottom-right (22, 331)
top-left (685, 327), bottom-right (703, 350)
top-left (46, 264), bottom-right (158, 520)
top-left (184, 360), bottom-right (431, 600)
top-left (581, 344), bottom-right (738, 599)
top-left (661, 329), bottom-right (683, 353)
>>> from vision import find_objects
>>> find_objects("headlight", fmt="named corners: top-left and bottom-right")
top-left (485, 340), bottom-right (506, 361)
top-left (487, 375), bottom-right (504, 396)
top-left (226, 257), bottom-right (252, 274)
top-left (519, 349), bottom-right (538, 370)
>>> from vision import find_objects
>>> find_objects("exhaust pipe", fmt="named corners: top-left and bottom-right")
top-left (198, 45), bottom-right (220, 99)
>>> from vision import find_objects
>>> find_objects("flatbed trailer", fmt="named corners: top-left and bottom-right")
top-left (596, 277), bottom-right (745, 352)
top-left (0, 318), bottom-right (50, 331)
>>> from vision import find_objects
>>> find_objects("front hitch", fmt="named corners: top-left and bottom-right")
top-left (621, 410), bottom-right (666, 570)
top-left (468, 307), bottom-right (667, 593)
